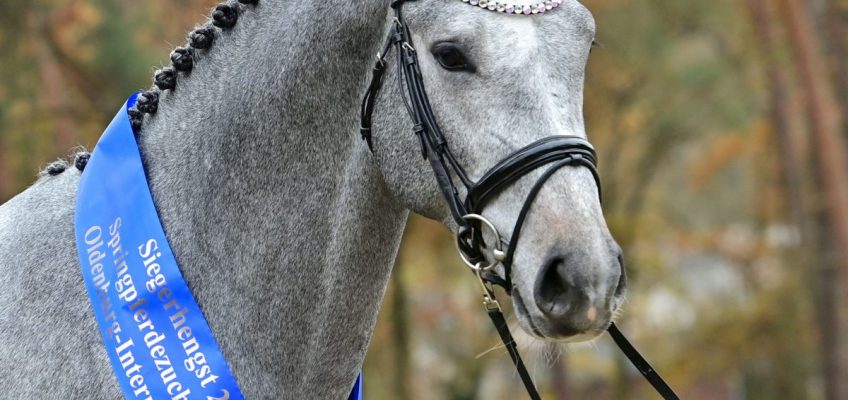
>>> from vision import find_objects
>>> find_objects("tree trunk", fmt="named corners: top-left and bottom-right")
top-left (825, 0), bottom-right (848, 119)
top-left (745, 0), bottom-right (805, 226)
top-left (778, 1), bottom-right (848, 399)
top-left (390, 266), bottom-right (411, 400)
top-left (814, 220), bottom-right (843, 400)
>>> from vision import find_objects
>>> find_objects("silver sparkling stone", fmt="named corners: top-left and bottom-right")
top-left (459, 0), bottom-right (558, 15)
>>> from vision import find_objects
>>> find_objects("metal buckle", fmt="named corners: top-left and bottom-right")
top-left (475, 267), bottom-right (501, 311)
top-left (455, 214), bottom-right (506, 273)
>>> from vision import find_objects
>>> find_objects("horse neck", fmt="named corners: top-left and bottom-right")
top-left (134, 1), bottom-right (407, 396)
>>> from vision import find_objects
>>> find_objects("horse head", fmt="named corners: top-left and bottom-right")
top-left (368, 0), bottom-right (625, 342)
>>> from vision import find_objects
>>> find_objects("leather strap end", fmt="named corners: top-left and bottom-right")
top-left (360, 127), bottom-right (373, 152)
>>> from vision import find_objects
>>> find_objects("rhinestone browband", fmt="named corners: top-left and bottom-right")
top-left (461, 0), bottom-right (562, 15)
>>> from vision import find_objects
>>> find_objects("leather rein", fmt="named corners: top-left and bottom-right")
top-left (360, 1), bottom-right (679, 398)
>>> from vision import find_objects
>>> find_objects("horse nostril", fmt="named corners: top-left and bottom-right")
top-left (614, 252), bottom-right (627, 297)
top-left (533, 254), bottom-right (587, 319)
top-left (536, 257), bottom-right (564, 315)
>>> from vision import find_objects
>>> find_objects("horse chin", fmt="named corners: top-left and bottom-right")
top-left (554, 329), bottom-right (607, 343)
top-left (512, 289), bottom-right (614, 343)
top-left (511, 289), bottom-right (553, 341)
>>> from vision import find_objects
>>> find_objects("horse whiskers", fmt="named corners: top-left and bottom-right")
top-left (611, 298), bottom-right (628, 323)
top-left (612, 307), bottom-right (626, 322)
top-left (506, 317), bottom-right (566, 369)
top-left (572, 336), bottom-right (601, 351)
top-left (493, 312), bottom-right (624, 372)
top-left (474, 314), bottom-right (596, 379)
top-left (475, 342), bottom-right (508, 359)
top-left (475, 316), bottom-right (549, 362)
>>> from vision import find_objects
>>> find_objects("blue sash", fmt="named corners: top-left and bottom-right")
top-left (75, 93), bottom-right (363, 399)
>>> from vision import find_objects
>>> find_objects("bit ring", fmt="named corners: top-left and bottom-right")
top-left (455, 214), bottom-right (505, 272)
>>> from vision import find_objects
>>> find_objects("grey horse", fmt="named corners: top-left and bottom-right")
top-left (0, 0), bottom-right (624, 398)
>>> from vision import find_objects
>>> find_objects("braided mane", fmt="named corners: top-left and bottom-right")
top-left (129, 0), bottom-right (259, 133)
top-left (42, 0), bottom-right (259, 177)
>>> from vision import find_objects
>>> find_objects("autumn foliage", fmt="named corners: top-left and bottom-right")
top-left (1, 0), bottom-right (847, 399)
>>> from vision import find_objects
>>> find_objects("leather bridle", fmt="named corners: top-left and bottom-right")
top-left (360, 1), bottom-right (679, 399)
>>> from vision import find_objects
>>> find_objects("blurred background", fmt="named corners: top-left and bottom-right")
top-left (2, 0), bottom-right (848, 399)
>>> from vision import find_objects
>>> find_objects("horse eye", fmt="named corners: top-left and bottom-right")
top-left (432, 43), bottom-right (474, 72)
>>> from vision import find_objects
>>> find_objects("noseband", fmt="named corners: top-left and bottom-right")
top-left (360, 1), bottom-right (678, 399)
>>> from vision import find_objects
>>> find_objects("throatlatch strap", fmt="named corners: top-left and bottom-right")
top-left (360, 30), bottom-right (396, 151)
top-left (487, 309), bottom-right (542, 400)
top-left (608, 323), bottom-right (680, 400)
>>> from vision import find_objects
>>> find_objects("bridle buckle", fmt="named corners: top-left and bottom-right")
top-left (475, 266), bottom-right (502, 311)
